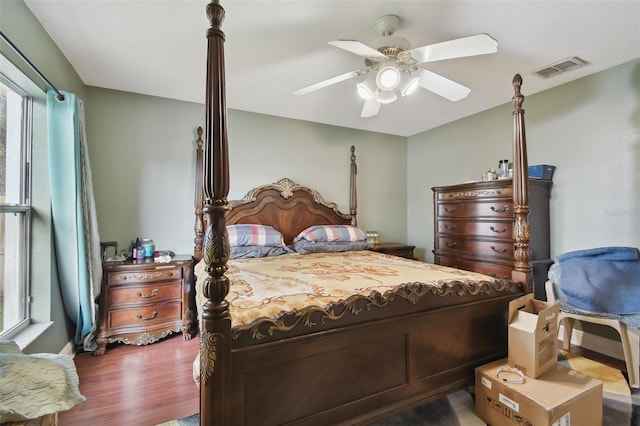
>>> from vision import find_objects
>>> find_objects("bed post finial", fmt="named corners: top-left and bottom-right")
top-left (201, 1), bottom-right (232, 424)
top-left (512, 74), bottom-right (523, 112)
top-left (511, 73), bottom-right (533, 291)
top-left (350, 145), bottom-right (357, 226)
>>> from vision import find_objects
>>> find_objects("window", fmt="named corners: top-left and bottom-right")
top-left (0, 77), bottom-right (31, 337)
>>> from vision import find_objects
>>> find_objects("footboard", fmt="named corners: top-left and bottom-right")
top-left (228, 295), bottom-right (515, 425)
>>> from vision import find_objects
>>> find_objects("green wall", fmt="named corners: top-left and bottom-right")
top-left (85, 87), bottom-right (407, 257)
top-left (408, 59), bottom-right (640, 262)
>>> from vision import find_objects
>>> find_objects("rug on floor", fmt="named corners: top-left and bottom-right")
top-left (158, 353), bottom-right (640, 426)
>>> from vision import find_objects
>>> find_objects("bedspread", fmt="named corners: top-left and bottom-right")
top-left (195, 250), bottom-right (498, 329)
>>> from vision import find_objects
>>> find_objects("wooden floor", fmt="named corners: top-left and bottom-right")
top-left (59, 334), bottom-right (200, 426)
top-left (58, 334), bottom-right (626, 426)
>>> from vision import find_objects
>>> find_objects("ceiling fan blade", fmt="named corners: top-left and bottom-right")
top-left (294, 69), bottom-right (364, 96)
top-left (417, 69), bottom-right (471, 101)
top-left (361, 98), bottom-right (381, 117)
top-left (329, 40), bottom-right (388, 59)
top-left (403, 34), bottom-right (498, 64)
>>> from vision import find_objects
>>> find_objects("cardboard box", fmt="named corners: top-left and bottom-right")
top-left (476, 359), bottom-right (603, 426)
top-left (508, 294), bottom-right (560, 378)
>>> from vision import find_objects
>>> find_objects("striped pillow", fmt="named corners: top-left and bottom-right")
top-left (227, 224), bottom-right (286, 247)
top-left (294, 225), bottom-right (366, 243)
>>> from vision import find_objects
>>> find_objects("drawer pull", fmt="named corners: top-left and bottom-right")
top-left (136, 311), bottom-right (158, 321)
top-left (491, 205), bottom-right (509, 213)
top-left (444, 207), bottom-right (457, 213)
top-left (136, 289), bottom-right (159, 298)
top-left (490, 226), bottom-right (507, 233)
top-left (444, 224), bottom-right (457, 230)
top-left (446, 241), bottom-right (457, 248)
top-left (490, 245), bottom-right (508, 253)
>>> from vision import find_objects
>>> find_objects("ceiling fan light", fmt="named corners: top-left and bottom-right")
top-left (376, 66), bottom-right (401, 91)
top-left (356, 76), bottom-right (376, 100)
top-left (401, 76), bottom-right (420, 96)
top-left (375, 89), bottom-right (397, 104)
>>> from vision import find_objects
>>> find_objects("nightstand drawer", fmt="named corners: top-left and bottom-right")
top-left (109, 282), bottom-right (182, 305)
top-left (108, 301), bottom-right (182, 328)
top-left (107, 266), bottom-right (182, 285)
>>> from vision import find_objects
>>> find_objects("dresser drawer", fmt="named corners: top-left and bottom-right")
top-left (436, 236), bottom-right (514, 260)
top-left (437, 220), bottom-right (513, 238)
top-left (436, 256), bottom-right (513, 281)
top-left (437, 201), bottom-right (512, 219)
top-left (109, 281), bottom-right (182, 305)
top-left (108, 301), bottom-right (182, 328)
top-left (435, 185), bottom-right (512, 202)
top-left (107, 266), bottom-right (183, 285)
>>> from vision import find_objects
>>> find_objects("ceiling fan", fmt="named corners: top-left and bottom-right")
top-left (294, 15), bottom-right (498, 118)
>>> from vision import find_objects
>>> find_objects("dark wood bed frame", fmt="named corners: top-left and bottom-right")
top-left (195, 2), bottom-right (533, 424)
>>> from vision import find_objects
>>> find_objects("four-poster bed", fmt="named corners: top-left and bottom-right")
top-left (196, 1), bottom-right (534, 424)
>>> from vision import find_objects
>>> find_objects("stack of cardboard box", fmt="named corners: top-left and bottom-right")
top-left (475, 294), bottom-right (603, 425)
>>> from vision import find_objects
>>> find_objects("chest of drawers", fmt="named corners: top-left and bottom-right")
top-left (95, 255), bottom-right (195, 355)
top-left (432, 179), bottom-right (552, 298)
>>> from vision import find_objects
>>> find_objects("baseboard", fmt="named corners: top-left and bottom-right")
top-left (59, 340), bottom-right (76, 357)
top-left (558, 324), bottom-right (624, 360)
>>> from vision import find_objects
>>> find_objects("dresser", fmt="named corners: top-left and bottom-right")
top-left (432, 179), bottom-right (552, 299)
top-left (369, 242), bottom-right (416, 260)
top-left (96, 255), bottom-right (195, 355)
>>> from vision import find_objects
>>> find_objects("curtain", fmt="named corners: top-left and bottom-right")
top-left (47, 91), bottom-right (102, 352)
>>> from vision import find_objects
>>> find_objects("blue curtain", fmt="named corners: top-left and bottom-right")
top-left (47, 91), bottom-right (102, 351)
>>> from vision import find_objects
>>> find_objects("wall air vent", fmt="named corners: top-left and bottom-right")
top-left (534, 57), bottom-right (589, 79)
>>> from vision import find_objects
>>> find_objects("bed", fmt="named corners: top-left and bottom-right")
top-left (195, 2), bottom-right (534, 424)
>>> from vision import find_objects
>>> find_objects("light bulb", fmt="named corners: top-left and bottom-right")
top-left (356, 75), bottom-right (376, 100)
top-left (401, 76), bottom-right (419, 96)
top-left (376, 66), bottom-right (401, 91)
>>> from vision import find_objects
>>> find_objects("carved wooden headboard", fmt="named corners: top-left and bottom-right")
top-left (225, 177), bottom-right (354, 245)
top-left (193, 127), bottom-right (358, 259)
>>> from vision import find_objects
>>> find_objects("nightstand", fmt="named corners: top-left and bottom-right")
top-left (95, 255), bottom-right (196, 355)
top-left (369, 242), bottom-right (416, 260)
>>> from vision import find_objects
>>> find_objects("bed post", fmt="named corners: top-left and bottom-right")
top-left (349, 145), bottom-right (357, 226)
top-left (511, 74), bottom-right (533, 292)
top-left (200, 1), bottom-right (231, 425)
top-left (194, 126), bottom-right (204, 261)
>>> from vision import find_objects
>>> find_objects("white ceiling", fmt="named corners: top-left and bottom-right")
top-left (24, 0), bottom-right (640, 137)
